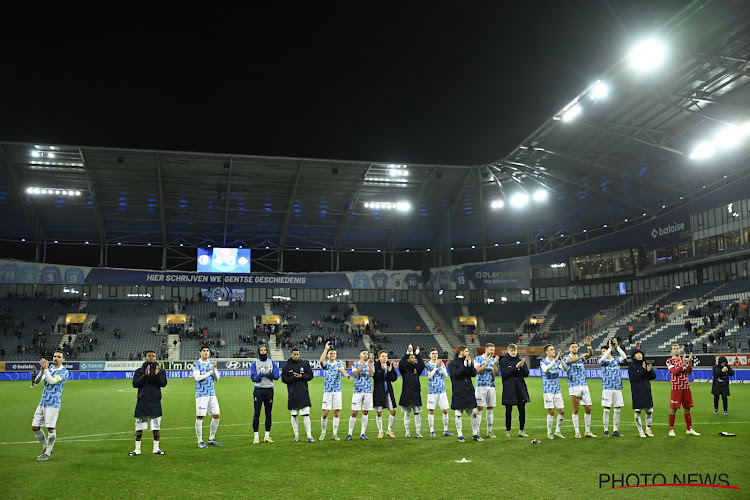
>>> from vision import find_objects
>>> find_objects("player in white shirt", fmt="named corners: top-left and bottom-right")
top-left (31, 350), bottom-right (69, 461)
top-left (474, 343), bottom-right (500, 438)
top-left (425, 348), bottom-right (452, 437)
top-left (193, 346), bottom-right (221, 448)
top-left (599, 338), bottom-right (627, 437)
top-left (564, 337), bottom-right (597, 439)
top-left (540, 344), bottom-right (568, 440)
top-left (319, 342), bottom-right (351, 441)
top-left (346, 350), bottom-right (374, 440)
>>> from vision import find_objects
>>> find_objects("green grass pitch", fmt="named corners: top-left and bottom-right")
top-left (2, 375), bottom-right (748, 499)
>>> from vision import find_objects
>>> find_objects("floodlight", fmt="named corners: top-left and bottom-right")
top-left (590, 80), bottom-right (608, 100)
top-left (75, 191), bottom-right (81, 196)
top-left (397, 202), bottom-right (410, 211)
top-left (716, 126), bottom-right (741, 148)
top-left (510, 193), bottom-right (529, 207)
top-left (491, 200), bottom-right (504, 209)
top-left (690, 141), bottom-right (715, 159)
top-left (532, 189), bottom-right (548, 201)
top-left (562, 104), bottom-right (581, 122)
top-left (629, 39), bottom-right (665, 70)
top-left (32, 151), bottom-right (40, 157)
top-left (364, 202), bottom-right (369, 208)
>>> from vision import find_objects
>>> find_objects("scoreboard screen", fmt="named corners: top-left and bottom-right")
top-left (197, 248), bottom-right (251, 273)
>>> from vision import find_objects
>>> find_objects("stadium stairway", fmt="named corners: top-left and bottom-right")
top-left (58, 333), bottom-right (76, 349)
top-left (413, 305), bottom-right (436, 332)
top-left (168, 333), bottom-right (180, 360)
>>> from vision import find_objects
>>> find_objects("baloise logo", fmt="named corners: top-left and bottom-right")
top-left (651, 222), bottom-right (685, 239)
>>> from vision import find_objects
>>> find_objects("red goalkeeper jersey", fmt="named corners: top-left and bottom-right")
top-left (666, 356), bottom-right (692, 390)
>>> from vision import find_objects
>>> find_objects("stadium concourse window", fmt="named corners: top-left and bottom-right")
top-left (531, 263), bottom-right (568, 279)
top-left (695, 231), bottom-right (741, 258)
top-left (654, 242), bottom-right (693, 265)
top-left (568, 249), bottom-right (637, 282)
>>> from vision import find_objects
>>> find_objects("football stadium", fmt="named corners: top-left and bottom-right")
top-left (2, 2), bottom-right (750, 499)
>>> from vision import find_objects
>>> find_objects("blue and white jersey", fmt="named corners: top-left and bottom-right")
top-left (352, 274), bottom-right (371, 289)
top-left (371, 272), bottom-right (389, 289)
top-left (540, 358), bottom-right (562, 394)
top-left (474, 356), bottom-right (496, 387)
top-left (323, 360), bottom-right (344, 393)
top-left (352, 361), bottom-right (372, 393)
top-left (193, 359), bottom-right (216, 397)
top-left (1, 263), bottom-right (20, 283)
top-left (39, 366), bottom-right (69, 409)
top-left (425, 361), bottom-right (447, 394)
top-left (451, 268), bottom-right (471, 290)
top-left (600, 357), bottom-right (623, 390)
top-left (404, 273), bottom-right (421, 290)
top-left (564, 354), bottom-right (588, 387)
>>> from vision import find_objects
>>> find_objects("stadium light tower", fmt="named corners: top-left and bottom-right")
top-left (629, 39), bottom-right (665, 71)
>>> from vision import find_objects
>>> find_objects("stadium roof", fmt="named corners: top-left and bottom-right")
top-left (1, 1), bottom-right (749, 259)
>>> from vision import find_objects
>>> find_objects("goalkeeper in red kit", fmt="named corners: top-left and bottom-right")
top-left (666, 344), bottom-right (700, 436)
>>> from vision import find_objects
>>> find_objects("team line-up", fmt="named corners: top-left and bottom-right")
top-left (30, 337), bottom-right (733, 460)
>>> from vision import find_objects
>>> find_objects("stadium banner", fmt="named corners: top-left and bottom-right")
top-left (351, 315), bottom-right (369, 325)
top-left (104, 361), bottom-right (144, 371)
top-left (200, 287), bottom-right (245, 302)
top-left (717, 353), bottom-right (750, 367)
top-left (66, 313), bottom-right (87, 324)
top-left (0, 259), bottom-right (90, 285)
top-left (465, 257), bottom-right (531, 289)
top-left (488, 346), bottom-right (544, 356)
top-left (85, 268), bottom-right (352, 288)
top-left (1, 361), bottom-right (79, 372)
top-left (166, 314), bottom-right (187, 324)
top-left (79, 361), bottom-right (106, 371)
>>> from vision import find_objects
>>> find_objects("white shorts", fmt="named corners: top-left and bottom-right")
top-left (401, 406), bottom-right (422, 414)
top-left (196, 396), bottom-right (220, 417)
top-left (32, 406), bottom-right (60, 428)
top-left (601, 389), bottom-right (624, 408)
top-left (351, 392), bottom-right (373, 411)
top-left (543, 393), bottom-right (565, 409)
top-left (475, 386), bottom-right (497, 407)
top-left (568, 385), bottom-right (592, 406)
top-left (135, 416), bottom-right (162, 431)
top-left (427, 393), bottom-right (449, 411)
top-left (291, 406), bottom-right (311, 416)
top-left (322, 392), bottom-right (343, 411)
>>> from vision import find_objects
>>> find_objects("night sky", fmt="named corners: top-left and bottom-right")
top-left (2, 2), bottom-right (686, 166)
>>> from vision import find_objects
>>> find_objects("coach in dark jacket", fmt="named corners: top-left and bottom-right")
top-left (499, 344), bottom-right (530, 436)
top-left (712, 356), bottom-right (734, 414)
top-left (628, 349), bottom-right (656, 409)
top-left (398, 346), bottom-right (425, 408)
top-left (448, 346), bottom-right (477, 410)
top-left (282, 348), bottom-right (313, 410)
top-left (373, 351), bottom-right (398, 409)
top-left (133, 353), bottom-right (168, 417)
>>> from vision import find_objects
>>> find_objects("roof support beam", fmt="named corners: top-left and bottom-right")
top-left (579, 120), bottom-right (686, 157)
top-left (222, 157), bottom-right (234, 246)
top-left (0, 145), bottom-right (42, 244)
top-left (279, 161), bottom-right (303, 250)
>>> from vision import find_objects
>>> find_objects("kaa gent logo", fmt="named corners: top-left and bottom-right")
top-left (651, 222), bottom-right (685, 239)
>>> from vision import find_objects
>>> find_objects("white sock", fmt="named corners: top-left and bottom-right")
top-left (153, 439), bottom-right (160, 452)
top-left (556, 414), bottom-right (564, 433)
top-left (645, 412), bottom-right (653, 430)
top-left (254, 431), bottom-right (259, 440)
top-left (603, 409), bottom-right (610, 432)
top-left (34, 429), bottom-right (47, 449)
top-left (264, 431), bottom-right (270, 439)
top-left (547, 414), bottom-right (553, 435)
top-left (348, 416), bottom-right (356, 435)
top-left (321, 417), bottom-right (328, 435)
top-left (613, 408), bottom-right (621, 431)
top-left (572, 414), bottom-right (579, 432)
top-left (376, 415), bottom-right (383, 432)
top-left (135, 440), bottom-right (142, 453)
top-left (634, 412), bottom-right (643, 433)
top-left (455, 411), bottom-right (463, 437)
top-left (333, 416), bottom-right (340, 435)
top-left (443, 413), bottom-right (449, 431)
top-left (303, 415), bottom-right (312, 438)
top-left (473, 410), bottom-right (482, 435)
top-left (388, 414), bottom-right (395, 431)
top-left (360, 414), bottom-right (368, 435)
top-left (415, 414), bottom-right (422, 434)
top-left (404, 414), bottom-right (411, 434)
top-left (291, 415), bottom-right (299, 438)
top-left (46, 432), bottom-right (56, 454)
top-left (486, 409), bottom-right (493, 434)
top-left (195, 419), bottom-right (203, 442)
top-left (428, 413), bottom-right (435, 432)
top-left (584, 413), bottom-right (591, 432)
top-left (209, 418), bottom-right (219, 440)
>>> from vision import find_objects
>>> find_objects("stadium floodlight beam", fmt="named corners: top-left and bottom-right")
top-left (690, 141), bottom-right (716, 160)
top-left (510, 193), bottom-right (529, 208)
top-left (716, 126), bottom-right (741, 148)
top-left (590, 80), bottom-right (608, 100)
top-left (532, 189), bottom-right (548, 202)
top-left (561, 103), bottom-right (581, 122)
top-left (490, 200), bottom-right (504, 209)
top-left (629, 39), bottom-right (665, 71)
